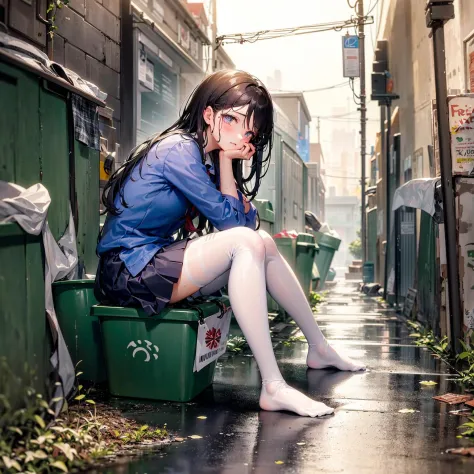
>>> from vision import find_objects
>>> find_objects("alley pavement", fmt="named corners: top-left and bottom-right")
top-left (89, 281), bottom-right (474, 474)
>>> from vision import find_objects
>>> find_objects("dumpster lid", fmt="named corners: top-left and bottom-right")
top-left (53, 279), bottom-right (95, 287)
top-left (92, 297), bottom-right (231, 322)
top-left (0, 32), bottom-right (105, 106)
top-left (312, 231), bottom-right (342, 250)
top-left (296, 232), bottom-right (319, 249)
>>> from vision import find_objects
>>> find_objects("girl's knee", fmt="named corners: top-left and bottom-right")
top-left (229, 227), bottom-right (266, 259)
top-left (257, 230), bottom-right (278, 257)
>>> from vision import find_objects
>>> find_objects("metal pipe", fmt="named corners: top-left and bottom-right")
top-left (394, 134), bottom-right (401, 309)
top-left (358, 0), bottom-right (367, 264)
top-left (383, 101), bottom-right (391, 300)
top-left (431, 24), bottom-right (462, 352)
top-left (36, 0), bottom-right (50, 26)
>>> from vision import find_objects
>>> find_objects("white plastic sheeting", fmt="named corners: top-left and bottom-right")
top-left (0, 181), bottom-right (77, 414)
top-left (391, 178), bottom-right (440, 216)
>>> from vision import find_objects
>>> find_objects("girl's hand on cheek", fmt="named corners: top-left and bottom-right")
top-left (219, 143), bottom-right (256, 161)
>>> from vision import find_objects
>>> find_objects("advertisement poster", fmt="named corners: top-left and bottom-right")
top-left (456, 178), bottom-right (474, 330)
top-left (138, 47), bottom-right (154, 91)
top-left (448, 95), bottom-right (474, 175)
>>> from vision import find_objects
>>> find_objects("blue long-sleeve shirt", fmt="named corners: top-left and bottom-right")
top-left (97, 134), bottom-right (257, 276)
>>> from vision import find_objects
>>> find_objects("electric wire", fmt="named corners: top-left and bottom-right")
top-left (216, 17), bottom-right (374, 46)
top-left (271, 80), bottom-right (354, 94)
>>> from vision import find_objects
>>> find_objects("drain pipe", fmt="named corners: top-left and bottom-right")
top-left (425, 0), bottom-right (462, 353)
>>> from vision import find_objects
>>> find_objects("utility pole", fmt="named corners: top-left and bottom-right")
top-left (211, 0), bottom-right (217, 72)
top-left (426, 0), bottom-right (462, 353)
top-left (358, 0), bottom-right (367, 264)
top-left (317, 117), bottom-right (321, 143)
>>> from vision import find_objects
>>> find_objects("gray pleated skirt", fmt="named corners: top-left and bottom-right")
top-left (94, 239), bottom-right (189, 316)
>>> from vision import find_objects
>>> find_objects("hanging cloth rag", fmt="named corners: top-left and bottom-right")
top-left (0, 181), bottom-right (78, 414)
top-left (71, 93), bottom-right (100, 151)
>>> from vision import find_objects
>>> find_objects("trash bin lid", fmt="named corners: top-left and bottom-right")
top-left (53, 279), bottom-right (95, 288)
top-left (312, 231), bottom-right (341, 250)
top-left (254, 199), bottom-right (275, 223)
top-left (91, 297), bottom-right (230, 323)
top-left (296, 232), bottom-right (319, 250)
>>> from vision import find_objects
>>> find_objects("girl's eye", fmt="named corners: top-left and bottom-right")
top-left (222, 114), bottom-right (237, 124)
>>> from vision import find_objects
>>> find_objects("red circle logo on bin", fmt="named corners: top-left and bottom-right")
top-left (205, 327), bottom-right (222, 350)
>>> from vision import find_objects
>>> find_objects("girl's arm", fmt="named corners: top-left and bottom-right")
top-left (219, 144), bottom-right (255, 214)
top-left (163, 140), bottom-right (250, 231)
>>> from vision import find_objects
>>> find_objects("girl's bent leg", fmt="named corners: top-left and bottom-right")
top-left (174, 227), bottom-right (334, 417)
top-left (258, 230), bottom-right (366, 372)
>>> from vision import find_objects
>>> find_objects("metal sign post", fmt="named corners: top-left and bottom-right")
top-left (425, 0), bottom-right (462, 353)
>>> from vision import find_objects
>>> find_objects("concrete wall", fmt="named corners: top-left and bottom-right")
top-left (273, 97), bottom-right (298, 130)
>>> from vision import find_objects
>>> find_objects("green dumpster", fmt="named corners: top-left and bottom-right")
top-left (253, 200), bottom-right (279, 313)
top-left (0, 48), bottom-right (103, 406)
top-left (312, 232), bottom-right (342, 290)
top-left (0, 223), bottom-right (48, 405)
top-left (362, 262), bottom-right (375, 283)
top-left (312, 262), bottom-right (321, 291)
top-left (92, 298), bottom-right (230, 402)
top-left (53, 280), bottom-right (107, 384)
top-left (275, 237), bottom-right (297, 270)
top-left (254, 199), bottom-right (275, 235)
top-left (295, 233), bottom-right (318, 297)
top-left (327, 268), bottom-right (336, 282)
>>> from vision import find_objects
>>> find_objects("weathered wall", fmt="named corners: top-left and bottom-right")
top-left (2, 0), bottom-right (121, 157)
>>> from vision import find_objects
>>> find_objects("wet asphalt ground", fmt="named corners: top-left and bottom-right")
top-left (88, 281), bottom-right (474, 474)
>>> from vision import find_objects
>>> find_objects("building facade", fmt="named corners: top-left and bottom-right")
top-left (371, 0), bottom-right (474, 305)
top-left (271, 92), bottom-right (311, 163)
top-left (307, 143), bottom-right (326, 222)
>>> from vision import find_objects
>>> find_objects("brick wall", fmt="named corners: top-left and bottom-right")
top-left (53, 0), bottom-right (121, 156)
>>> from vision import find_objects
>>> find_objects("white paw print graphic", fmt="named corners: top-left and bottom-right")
top-left (127, 340), bottom-right (159, 362)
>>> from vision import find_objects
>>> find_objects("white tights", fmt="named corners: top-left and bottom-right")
top-left (181, 227), bottom-right (365, 417)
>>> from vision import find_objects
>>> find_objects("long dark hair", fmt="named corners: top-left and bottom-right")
top-left (102, 69), bottom-right (274, 234)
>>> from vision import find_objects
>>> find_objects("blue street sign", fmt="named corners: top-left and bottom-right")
top-left (344, 36), bottom-right (359, 49)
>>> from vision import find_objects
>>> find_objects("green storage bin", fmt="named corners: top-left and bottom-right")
top-left (253, 200), bottom-right (278, 313)
top-left (312, 231), bottom-right (342, 290)
top-left (362, 262), bottom-right (375, 283)
top-left (92, 298), bottom-right (230, 402)
top-left (53, 280), bottom-right (107, 384)
top-left (295, 233), bottom-right (318, 297)
top-left (275, 237), bottom-right (297, 270)
top-left (327, 268), bottom-right (336, 282)
top-left (254, 199), bottom-right (275, 235)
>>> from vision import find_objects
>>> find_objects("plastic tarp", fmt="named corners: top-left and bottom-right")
top-left (0, 31), bottom-right (107, 101)
top-left (0, 181), bottom-right (77, 414)
top-left (318, 223), bottom-right (341, 239)
top-left (392, 178), bottom-right (440, 217)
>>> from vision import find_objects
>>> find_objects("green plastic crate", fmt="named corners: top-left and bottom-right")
top-left (53, 280), bottom-right (107, 384)
top-left (92, 298), bottom-right (230, 402)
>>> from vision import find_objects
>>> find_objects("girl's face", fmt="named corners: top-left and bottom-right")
top-left (204, 104), bottom-right (257, 151)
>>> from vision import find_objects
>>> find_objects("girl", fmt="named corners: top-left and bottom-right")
top-left (96, 70), bottom-right (365, 418)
